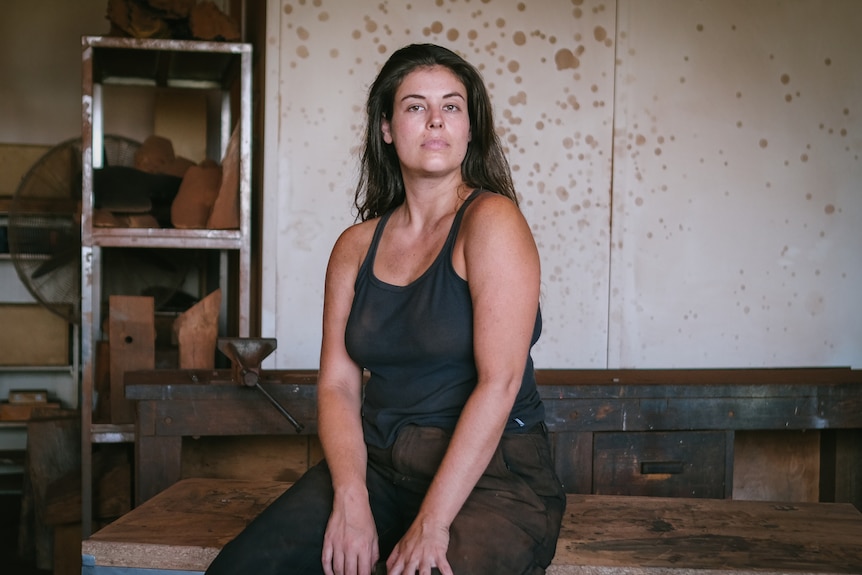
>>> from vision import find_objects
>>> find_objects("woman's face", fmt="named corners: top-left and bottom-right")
top-left (381, 65), bottom-right (471, 182)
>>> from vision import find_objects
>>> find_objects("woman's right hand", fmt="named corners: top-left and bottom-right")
top-left (322, 486), bottom-right (380, 575)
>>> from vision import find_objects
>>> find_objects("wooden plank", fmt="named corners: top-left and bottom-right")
top-left (109, 296), bottom-right (155, 424)
top-left (21, 413), bottom-right (80, 570)
top-left (174, 289), bottom-right (221, 369)
top-left (84, 479), bottom-right (862, 574)
top-left (148, 395), bottom-right (317, 437)
top-left (181, 435), bottom-right (317, 483)
top-left (535, 367), bottom-right (861, 387)
top-left (83, 478), bottom-right (291, 571)
top-left (0, 402), bottom-right (60, 421)
top-left (550, 494), bottom-right (862, 574)
top-left (733, 430), bottom-right (820, 502)
top-left (541, 392), bottom-right (862, 431)
top-left (553, 431), bottom-right (593, 494)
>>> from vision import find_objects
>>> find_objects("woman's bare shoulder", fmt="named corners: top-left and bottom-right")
top-left (462, 190), bottom-right (527, 234)
top-left (329, 217), bottom-right (380, 268)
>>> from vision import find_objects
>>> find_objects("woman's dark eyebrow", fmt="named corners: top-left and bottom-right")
top-left (400, 92), bottom-right (466, 102)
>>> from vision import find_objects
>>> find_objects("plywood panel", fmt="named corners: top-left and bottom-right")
top-left (263, 0), bottom-right (862, 370)
top-left (733, 430), bottom-right (820, 502)
top-left (264, 0), bottom-right (617, 369)
top-left (609, 1), bottom-right (862, 368)
top-left (0, 304), bottom-right (69, 366)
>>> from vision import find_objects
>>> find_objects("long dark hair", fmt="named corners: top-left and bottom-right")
top-left (354, 43), bottom-right (517, 221)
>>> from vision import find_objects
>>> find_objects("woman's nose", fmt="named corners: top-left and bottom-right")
top-left (428, 111), bottom-right (443, 128)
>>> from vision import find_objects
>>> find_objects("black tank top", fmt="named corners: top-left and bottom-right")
top-left (345, 190), bottom-right (545, 448)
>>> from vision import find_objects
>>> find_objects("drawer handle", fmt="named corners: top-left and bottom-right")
top-left (641, 461), bottom-right (684, 475)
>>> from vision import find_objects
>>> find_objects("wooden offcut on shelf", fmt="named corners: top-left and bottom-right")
top-left (0, 388), bottom-right (59, 422)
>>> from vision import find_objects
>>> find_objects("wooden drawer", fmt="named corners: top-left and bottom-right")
top-left (593, 431), bottom-right (728, 498)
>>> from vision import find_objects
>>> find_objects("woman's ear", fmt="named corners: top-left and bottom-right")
top-left (381, 115), bottom-right (393, 144)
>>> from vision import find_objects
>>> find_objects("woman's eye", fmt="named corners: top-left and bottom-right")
top-left (407, 104), bottom-right (425, 112)
top-left (443, 104), bottom-right (459, 112)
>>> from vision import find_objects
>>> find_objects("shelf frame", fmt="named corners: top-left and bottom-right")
top-left (80, 35), bottom-right (253, 536)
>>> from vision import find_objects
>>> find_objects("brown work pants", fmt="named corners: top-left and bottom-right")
top-left (206, 424), bottom-right (566, 575)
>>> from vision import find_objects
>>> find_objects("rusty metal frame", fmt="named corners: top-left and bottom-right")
top-left (80, 35), bottom-right (252, 536)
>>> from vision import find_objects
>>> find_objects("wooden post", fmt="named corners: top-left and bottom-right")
top-left (109, 296), bottom-right (156, 424)
top-left (173, 289), bottom-right (221, 370)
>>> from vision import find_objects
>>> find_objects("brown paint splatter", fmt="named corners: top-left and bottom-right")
top-left (555, 48), bottom-right (580, 70)
top-left (594, 26), bottom-right (607, 42)
top-left (513, 31), bottom-right (526, 46)
top-left (825, 204), bottom-right (835, 214)
top-left (509, 91), bottom-right (527, 106)
top-left (759, 138), bottom-right (768, 149)
top-left (780, 73), bottom-right (790, 85)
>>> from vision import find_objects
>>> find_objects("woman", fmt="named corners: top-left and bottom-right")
top-left (206, 43), bottom-right (565, 575)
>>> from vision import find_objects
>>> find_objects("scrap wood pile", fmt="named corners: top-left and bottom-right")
top-left (95, 126), bottom-right (241, 230)
top-left (106, 0), bottom-right (240, 41)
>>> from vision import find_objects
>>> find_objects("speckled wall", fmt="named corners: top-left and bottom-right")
top-left (261, 0), bottom-right (861, 369)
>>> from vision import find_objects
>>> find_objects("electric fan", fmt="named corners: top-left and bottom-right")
top-left (7, 135), bottom-right (193, 324)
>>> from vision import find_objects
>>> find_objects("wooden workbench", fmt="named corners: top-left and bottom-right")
top-left (82, 477), bottom-right (862, 574)
top-left (125, 367), bottom-right (862, 507)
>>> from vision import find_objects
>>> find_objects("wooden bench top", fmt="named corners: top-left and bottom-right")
top-left (83, 478), bottom-right (862, 574)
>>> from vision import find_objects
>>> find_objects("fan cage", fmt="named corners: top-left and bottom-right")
top-left (7, 135), bottom-right (192, 325)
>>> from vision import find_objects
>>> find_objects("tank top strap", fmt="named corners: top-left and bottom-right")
top-left (364, 209), bottom-right (395, 271)
top-left (443, 187), bottom-right (486, 254)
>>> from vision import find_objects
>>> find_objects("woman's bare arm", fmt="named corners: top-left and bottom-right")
top-left (386, 193), bottom-right (541, 575)
top-left (318, 223), bottom-right (380, 575)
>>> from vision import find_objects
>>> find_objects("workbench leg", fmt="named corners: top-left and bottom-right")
top-left (821, 429), bottom-right (862, 511)
top-left (552, 431), bottom-right (593, 494)
top-left (135, 435), bottom-right (182, 506)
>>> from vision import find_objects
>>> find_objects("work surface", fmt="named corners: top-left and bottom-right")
top-left (82, 478), bottom-right (862, 575)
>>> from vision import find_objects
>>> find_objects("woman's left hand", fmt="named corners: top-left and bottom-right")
top-left (385, 517), bottom-right (454, 575)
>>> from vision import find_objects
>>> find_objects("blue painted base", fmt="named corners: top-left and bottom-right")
top-left (82, 554), bottom-right (204, 575)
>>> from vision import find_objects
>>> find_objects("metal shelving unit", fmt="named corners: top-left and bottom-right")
top-left (0, 252), bottom-right (79, 452)
top-left (80, 35), bottom-right (252, 535)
